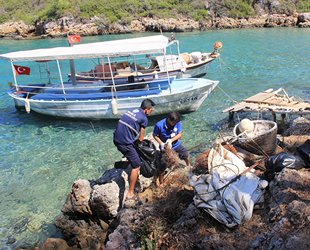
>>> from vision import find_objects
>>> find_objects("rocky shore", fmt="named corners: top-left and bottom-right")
top-left (1, 13), bottom-right (310, 40)
top-left (29, 117), bottom-right (310, 250)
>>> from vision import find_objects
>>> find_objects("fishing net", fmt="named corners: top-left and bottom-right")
top-left (162, 148), bottom-right (180, 168)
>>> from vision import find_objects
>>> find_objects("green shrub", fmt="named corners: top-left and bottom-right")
top-left (37, 0), bottom-right (68, 21)
top-left (224, 0), bottom-right (254, 18)
top-left (0, 14), bottom-right (7, 24)
top-left (296, 0), bottom-right (310, 12)
top-left (0, 0), bottom-right (306, 25)
top-left (15, 12), bottom-right (34, 25)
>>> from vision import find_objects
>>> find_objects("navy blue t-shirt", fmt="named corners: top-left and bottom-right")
top-left (113, 108), bottom-right (148, 145)
top-left (153, 118), bottom-right (182, 149)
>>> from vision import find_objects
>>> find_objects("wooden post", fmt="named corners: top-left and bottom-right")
top-left (272, 111), bottom-right (276, 122)
top-left (281, 114), bottom-right (286, 122)
top-left (228, 111), bottom-right (235, 122)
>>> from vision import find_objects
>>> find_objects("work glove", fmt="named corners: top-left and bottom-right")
top-left (134, 139), bottom-right (142, 147)
top-left (160, 142), bottom-right (165, 151)
top-left (166, 139), bottom-right (172, 149)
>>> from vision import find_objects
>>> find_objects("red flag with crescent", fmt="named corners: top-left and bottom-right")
top-left (14, 65), bottom-right (31, 75)
top-left (68, 35), bottom-right (81, 44)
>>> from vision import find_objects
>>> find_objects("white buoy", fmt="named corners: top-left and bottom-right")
top-left (239, 118), bottom-right (254, 134)
top-left (111, 98), bottom-right (118, 116)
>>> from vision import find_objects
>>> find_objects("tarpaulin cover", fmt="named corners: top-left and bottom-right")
top-left (0, 35), bottom-right (169, 62)
top-left (191, 142), bottom-right (268, 228)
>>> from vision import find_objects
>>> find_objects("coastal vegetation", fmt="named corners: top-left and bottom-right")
top-left (1, 0), bottom-right (310, 25)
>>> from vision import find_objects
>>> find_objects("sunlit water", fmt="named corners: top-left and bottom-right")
top-left (0, 28), bottom-right (310, 249)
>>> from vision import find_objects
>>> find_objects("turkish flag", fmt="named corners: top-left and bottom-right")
top-left (14, 65), bottom-right (31, 75)
top-left (68, 35), bottom-right (81, 44)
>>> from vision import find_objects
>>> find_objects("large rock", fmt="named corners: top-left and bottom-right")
top-left (55, 214), bottom-right (108, 249)
top-left (54, 166), bottom-right (155, 249)
top-left (298, 12), bottom-right (310, 22)
top-left (38, 238), bottom-right (69, 250)
top-left (0, 21), bottom-right (35, 37)
top-left (61, 179), bottom-right (93, 215)
top-left (91, 181), bottom-right (121, 217)
top-left (0, 13), bottom-right (305, 39)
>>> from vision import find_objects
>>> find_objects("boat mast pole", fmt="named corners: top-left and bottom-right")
top-left (107, 57), bottom-right (117, 99)
top-left (175, 40), bottom-right (184, 73)
top-left (56, 59), bottom-right (67, 101)
top-left (10, 61), bottom-right (19, 91)
top-left (68, 42), bottom-right (77, 85)
top-left (46, 62), bottom-right (51, 84)
top-left (164, 46), bottom-right (172, 94)
top-left (69, 60), bottom-right (77, 85)
top-left (133, 55), bottom-right (140, 82)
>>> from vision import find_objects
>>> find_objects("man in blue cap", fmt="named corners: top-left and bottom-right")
top-left (114, 99), bottom-right (156, 200)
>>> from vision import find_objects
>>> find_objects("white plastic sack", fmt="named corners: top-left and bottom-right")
top-left (192, 142), bottom-right (267, 227)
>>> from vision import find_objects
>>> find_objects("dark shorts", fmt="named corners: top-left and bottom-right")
top-left (159, 143), bottom-right (189, 171)
top-left (174, 143), bottom-right (189, 160)
top-left (114, 142), bottom-right (141, 169)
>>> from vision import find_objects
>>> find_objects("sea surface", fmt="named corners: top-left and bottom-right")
top-left (0, 28), bottom-right (310, 249)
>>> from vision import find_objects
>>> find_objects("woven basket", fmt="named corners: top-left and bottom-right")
top-left (233, 120), bottom-right (277, 155)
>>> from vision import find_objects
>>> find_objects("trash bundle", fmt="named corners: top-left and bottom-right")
top-left (295, 139), bottom-right (310, 167)
top-left (162, 147), bottom-right (180, 167)
top-left (192, 142), bottom-right (268, 228)
top-left (262, 151), bottom-right (305, 182)
top-left (134, 139), bottom-right (160, 178)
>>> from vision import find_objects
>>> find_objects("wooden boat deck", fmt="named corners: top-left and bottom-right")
top-left (222, 88), bottom-right (310, 121)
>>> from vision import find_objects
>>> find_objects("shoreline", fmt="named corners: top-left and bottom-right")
top-left (1, 13), bottom-right (310, 40)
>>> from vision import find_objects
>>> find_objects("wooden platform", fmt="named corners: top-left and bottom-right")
top-left (222, 88), bottom-right (310, 121)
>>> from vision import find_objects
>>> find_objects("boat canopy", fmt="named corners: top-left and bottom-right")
top-left (0, 35), bottom-right (170, 62)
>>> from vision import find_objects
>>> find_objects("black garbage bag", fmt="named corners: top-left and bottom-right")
top-left (134, 139), bottom-right (160, 178)
top-left (114, 161), bottom-right (130, 169)
top-left (295, 139), bottom-right (310, 167)
top-left (262, 152), bottom-right (304, 182)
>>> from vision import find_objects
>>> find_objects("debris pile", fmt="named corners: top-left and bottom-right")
top-left (36, 117), bottom-right (310, 250)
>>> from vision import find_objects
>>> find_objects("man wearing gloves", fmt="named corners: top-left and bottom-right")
top-left (153, 111), bottom-right (191, 187)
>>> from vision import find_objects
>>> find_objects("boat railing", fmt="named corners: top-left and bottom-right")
top-left (11, 77), bottom-right (173, 100)
top-left (84, 55), bottom-right (212, 78)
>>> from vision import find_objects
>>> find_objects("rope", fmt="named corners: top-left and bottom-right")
top-left (214, 56), bottom-right (238, 105)
top-left (218, 56), bottom-right (231, 70)
top-left (90, 122), bottom-right (114, 165)
top-left (216, 85), bottom-right (238, 104)
top-left (195, 157), bottom-right (264, 199)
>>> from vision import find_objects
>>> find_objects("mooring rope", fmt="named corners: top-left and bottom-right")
top-left (214, 56), bottom-right (238, 105)
top-left (216, 84), bottom-right (238, 104)
top-left (90, 122), bottom-right (114, 164)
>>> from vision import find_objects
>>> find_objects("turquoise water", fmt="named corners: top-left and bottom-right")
top-left (0, 28), bottom-right (310, 248)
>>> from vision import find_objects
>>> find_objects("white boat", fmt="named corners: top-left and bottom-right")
top-left (68, 35), bottom-right (222, 83)
top-left (0, 35), bottom-right (219, 119)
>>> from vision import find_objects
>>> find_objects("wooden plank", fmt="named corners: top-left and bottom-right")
top-left (243, 92), bottom-right (275, 103)
top-left (222, 88), bottom-right (310, 118)
top-left (222, 102), bottom-right (248, 112)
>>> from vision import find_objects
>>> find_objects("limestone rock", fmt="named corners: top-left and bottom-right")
top-left (91, 182), bottom-right (120, 217)
top-left (284, 117), bottom-right (310, 136)
top-left (38, 238), bottom-right (69, 250)
top-left (54, 214), bottom-right (107, 250)
top-left (104, 225), bottom-right (139, 250)
top-left (298, 12), bottom-right (310, 23)
top-left (0, 13), bottom-right (305, 39)
top-left (61, 179), bottom-right (92, 215)
top-left (0, 21), bottom-right (35, 36)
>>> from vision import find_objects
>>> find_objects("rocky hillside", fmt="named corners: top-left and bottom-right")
top-left (1, 13), bottom-right (310, 40)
